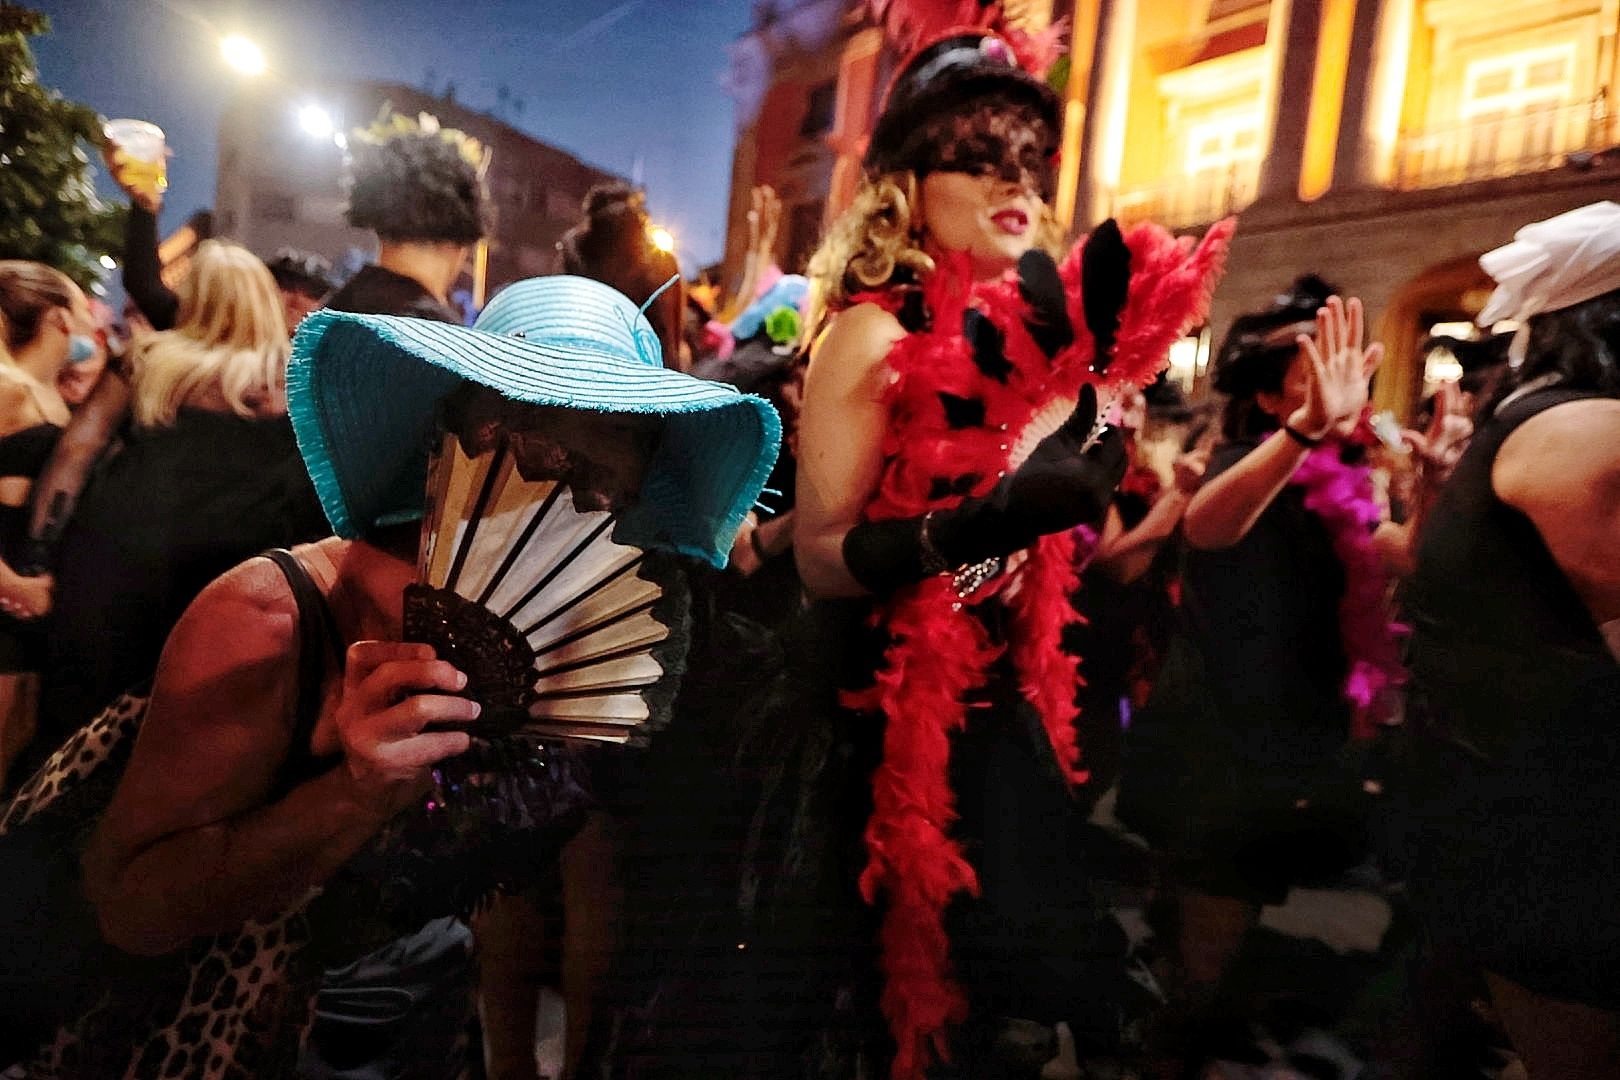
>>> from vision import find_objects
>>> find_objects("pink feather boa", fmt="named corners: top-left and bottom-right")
top-left (1287, 439), bottom-right (1408, 738)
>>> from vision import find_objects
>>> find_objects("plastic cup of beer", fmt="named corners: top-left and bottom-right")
top-left (103, 118), bottom-right (168, 200)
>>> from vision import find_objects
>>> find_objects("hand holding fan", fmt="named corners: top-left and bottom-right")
top-left (403, 422), bottom-right (688, 747)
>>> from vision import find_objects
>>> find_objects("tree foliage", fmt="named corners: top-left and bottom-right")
top-left (0, 3), bottom-right (125, 290)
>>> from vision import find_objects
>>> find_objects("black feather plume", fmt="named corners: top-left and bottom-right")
top-left (1081, 218), bottom-right (1131, 372)
top-left (1017, 249), bottom-right (1074, 358)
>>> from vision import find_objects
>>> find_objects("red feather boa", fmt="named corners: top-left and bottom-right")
top-left (843, 219), bottom-right (1232, 1078)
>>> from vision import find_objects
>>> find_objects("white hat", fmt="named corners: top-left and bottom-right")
top-left (1478, 202), bottom-right (1620, 362)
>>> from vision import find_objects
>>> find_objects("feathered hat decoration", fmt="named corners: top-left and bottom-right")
top-left (863, 1), bottom-right (1068, 177)
top-left (351, 106), bottom-right (493, 179)
top-left (867, 0), bottom-right (1066, 74)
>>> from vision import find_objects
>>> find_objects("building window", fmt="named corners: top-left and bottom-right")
top-left (1112, 47), bottom-right (1266, 229)
top-left (1461, 44), bottom-right (1575, 120)
top-left (800, 81), bottom-right (837, 138)
top-left (1183, 111), bottom-right (1263, 177)
top-left (1397, 2), bottom-right (1609, 191)
top-left (253, 191), bottom-right (297, 224)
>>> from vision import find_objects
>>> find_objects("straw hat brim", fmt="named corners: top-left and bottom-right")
top-left (288, 310), bottom-right (782, 568)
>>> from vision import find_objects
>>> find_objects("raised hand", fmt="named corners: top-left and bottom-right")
top-left (747, 184), bottom-right (781, 256)
top-left (101, 138), bottom-right (166, 214)
top-left (1403, 380), bottom-right (1473, 476)
top-left (335, 641), bottom-right (476, 811)
top-left (1291, 296), bottom-right (1384, 439)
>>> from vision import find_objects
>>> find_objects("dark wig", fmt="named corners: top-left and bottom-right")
top-left (345, 127), bottom-right (491, 245)
top-left (265, 249), bottom-right (335, 300)
top-left (558, 184), bottom-right (682, 363)
top-left (1504, 287), bottom-right (1620, 403)
top-left (1211, 275), bottom-right (1337, 440)
top-left (558, 184), bottom-right (676, 300)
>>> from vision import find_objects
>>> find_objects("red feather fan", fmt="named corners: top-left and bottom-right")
top-left (866, 0), bottom-right (1068, 76)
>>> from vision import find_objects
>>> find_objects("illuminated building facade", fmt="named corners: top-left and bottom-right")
top-left (724, 0), bottom-right (1620, 417)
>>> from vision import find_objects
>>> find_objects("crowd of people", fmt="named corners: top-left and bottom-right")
top-left (0, 6), bottom-right (1616, 1080)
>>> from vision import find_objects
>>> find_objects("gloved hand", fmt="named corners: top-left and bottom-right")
top-left (842, 386), bottom-right (1126, 594)
top-left (934, 384), bottom-right (1126, 557)
top-left (841, 240), bottom-right (1134, 596)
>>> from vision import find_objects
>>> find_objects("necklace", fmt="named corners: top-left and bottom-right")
top-left (1493, 372), bottom-right (1563, 415)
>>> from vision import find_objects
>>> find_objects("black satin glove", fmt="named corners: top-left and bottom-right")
top-left (842, 234), bottom-right (1135, 596)
top-left (842, 386), bottom-right (1125, 594)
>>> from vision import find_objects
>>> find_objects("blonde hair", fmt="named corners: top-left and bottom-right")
top-left (129, 240), bottom-right (290, 428)
top-left (803, 171), bottom-right (1063, 342)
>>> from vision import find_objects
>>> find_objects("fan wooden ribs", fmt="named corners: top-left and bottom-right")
top-left (406, 430), bottom-right (687, 745)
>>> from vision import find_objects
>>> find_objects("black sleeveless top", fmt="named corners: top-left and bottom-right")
top-left (1404, 385), bottom-right (1619, 763)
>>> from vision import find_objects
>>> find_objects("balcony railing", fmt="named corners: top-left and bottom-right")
top-left (1394, 95), bottom-right (1611, 190)
top-left (1108, 161), bottom-right (1260, 229)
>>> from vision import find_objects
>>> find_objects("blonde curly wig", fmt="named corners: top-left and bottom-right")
top-left (803, 170), bottom-right (1062, 343)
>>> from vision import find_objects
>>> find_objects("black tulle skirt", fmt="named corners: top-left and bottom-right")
top-left (583, 598), bottom-right (1126, 1078)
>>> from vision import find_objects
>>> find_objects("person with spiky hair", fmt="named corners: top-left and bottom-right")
top-left (298, 108), bottom-right (492, 1080)
top-left (324, 109), bottom-right (492, 325)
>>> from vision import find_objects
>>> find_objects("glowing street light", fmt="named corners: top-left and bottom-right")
top-left (220, 34), bottom-right (266, 76)
top-left (298, 104), bottom-right (334, 139)
top-left (648, 226), bottom-right (675, 255)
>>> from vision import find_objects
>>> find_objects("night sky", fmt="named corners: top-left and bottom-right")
top-left (29, 0), bottom-right (753, 267)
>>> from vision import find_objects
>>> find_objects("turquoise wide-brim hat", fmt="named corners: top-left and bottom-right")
top-left (288, 275), bottom-right (782, 568)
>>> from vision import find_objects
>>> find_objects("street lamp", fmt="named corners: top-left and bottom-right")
top-left (649, 226), bottom-right (675, 256)
top-left (298, 104), bottom-right (334, 139)
top-left (220, 34), bottom-right (267, 76)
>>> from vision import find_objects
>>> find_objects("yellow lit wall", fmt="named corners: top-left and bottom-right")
top-left (1055, 0), bottom-right (1105, 230)
top-left (1110, 2), bottom-right (1275, 222)
top-left (1413, 0), bottom-right (1609, 148)
top-left (1298, 0), bottom-right (1355, 199)
top-left (1117, 5), bottom-right (1192, 194)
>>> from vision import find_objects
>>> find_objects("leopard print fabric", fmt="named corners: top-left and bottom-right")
top-left (0, 692), bottom-right (147, 833)
top-left (1, 694), bottom-right (331, 1079)
top-left (27, 905), bottom-right (327, 1079)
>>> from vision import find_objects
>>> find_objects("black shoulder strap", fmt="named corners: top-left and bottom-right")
top-left (262, 548), bottom-right (339, 752)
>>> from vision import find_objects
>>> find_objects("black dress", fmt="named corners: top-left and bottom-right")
top-left (589, 589), bottom-right (1121, 1078)
top-left (39, 408), bottom-right (330, 740)
top-left (1401, 385), bottom-right (1620, 1008)
top-left (324, 265), bottom-right (462, 324)
top-left (0, 423), bottom-right (63, 673)
top-left (1116, 439), bottom-right (1368, 905)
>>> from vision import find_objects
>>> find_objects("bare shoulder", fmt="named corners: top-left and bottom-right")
top-left (807, 302), bottom-right (906, 388)
top-left (155, 556), bottom-right (300, 693)
top-left (1494, 397), bottom-right (1620, 508)
top-left (0, 380), bottom-right (41, 435)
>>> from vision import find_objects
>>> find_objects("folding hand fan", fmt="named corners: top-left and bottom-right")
top-left (403, 429), bottom-right (689, 746)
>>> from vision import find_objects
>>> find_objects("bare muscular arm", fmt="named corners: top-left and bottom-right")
top-left (793, 303), bottom-right (905, 598)
top-left (1494, 397), bottom-right (1620, 626)
top-left (83, 557), bottom-right (473, 956)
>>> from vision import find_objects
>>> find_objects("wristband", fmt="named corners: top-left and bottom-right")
top-left (1283, 423), bottom-right (1324, 448)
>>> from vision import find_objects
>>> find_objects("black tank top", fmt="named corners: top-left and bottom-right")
top-left (1405, 385), bottom-right (1619, 762)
